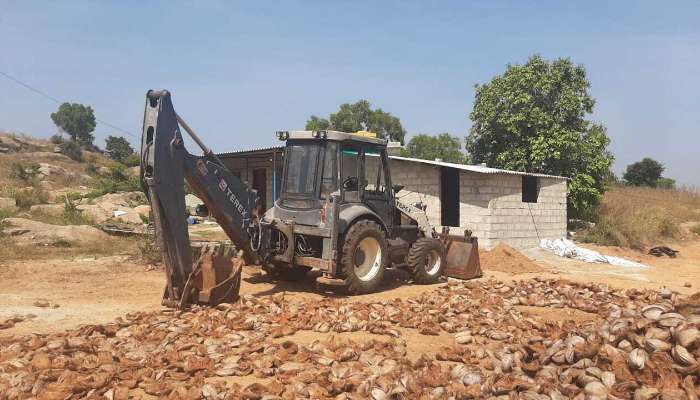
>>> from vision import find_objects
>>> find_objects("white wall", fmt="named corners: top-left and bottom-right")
top-left (390, 159), bottom-right (567, 250)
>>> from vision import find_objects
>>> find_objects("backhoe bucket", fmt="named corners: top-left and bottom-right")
top-left (167, 243), bottom-right (242, 308)
top-left (438, 231), bottom-right (482, 280)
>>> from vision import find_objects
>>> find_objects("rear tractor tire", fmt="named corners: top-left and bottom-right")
top-left (407, 238), bottom-right (446, 284)
top-left (339, 220), bottom-right (387, 294)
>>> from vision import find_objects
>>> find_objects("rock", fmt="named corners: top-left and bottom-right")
top-left (28, 151), bottom-right (72, 161)
top-left (33, 299), bottom-right (50, 308)
top-left (76, 192), bottom-right (147, 223)
top-left (48, 188), bottom-right (91, 203)
top-left (30, 204), bottom-right (64, 216)
top-left (134, 205), bottom-right (151, 219)
top-left (37, 163), bottom-right (67, 179)
top-left (94, 192), bottom-right (146, 208)
top-left (2, 218), bottom-right (110, 246)
top-left (0, 197), bottom-right (16, 210)
top-left (684, 282), bottom-right (692, 288)
top-left (113, 208), bottom-right (143, 225)
top-left (0, 134), bottom-right (22, 152)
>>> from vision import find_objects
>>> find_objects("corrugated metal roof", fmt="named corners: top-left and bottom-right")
top-left (389, 155), bottom-right (569, 180)
top-left (217, 146), bottom-right (283, 157)
top-left (217, 146), bottom-right (568, 180)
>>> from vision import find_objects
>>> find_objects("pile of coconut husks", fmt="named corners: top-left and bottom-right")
top-left (0, 278), bottom-right (698, 399)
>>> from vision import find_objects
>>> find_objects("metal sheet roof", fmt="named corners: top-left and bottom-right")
top-left (388, 155), bottom-right (569, 180)
top-left (217, 146), bottom-right (568, 180)
top-left (217, 146), bottom-right (283, 157)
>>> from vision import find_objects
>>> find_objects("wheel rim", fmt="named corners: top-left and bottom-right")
top-left (354, 237), bottom-right (382, 281)
top-left (425, 249), bottom-right (442, 276)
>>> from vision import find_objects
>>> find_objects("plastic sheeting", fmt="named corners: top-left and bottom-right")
top-left (540, 238), bottom-right (649, 269)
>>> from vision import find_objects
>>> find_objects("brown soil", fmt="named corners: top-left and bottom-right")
top-left (2, 238), bottom-right (700, 362)
top-left (480, 243), bottom-right (544, 274)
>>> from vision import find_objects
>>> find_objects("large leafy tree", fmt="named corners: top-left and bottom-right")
top-left (105, 135), bottom-right (135, 164)
top-left (466, 55), bottom-right (614, 219)
top-left (305, 115), bottom-right (330, 131)
top-left (305, 100), bottom-right (406, 143)
top-left (401, 133), bottom-right (467, 164)
top-left (50, 102), bottom-right (96, 145)
top-left (623, 158), bottom-right (665, 187)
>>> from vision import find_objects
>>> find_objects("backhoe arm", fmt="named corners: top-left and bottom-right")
top-left (140, 90), bottom-right (258, 307)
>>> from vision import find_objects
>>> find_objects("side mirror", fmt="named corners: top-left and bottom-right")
top-left (393, 184), bottom-right (405, 193)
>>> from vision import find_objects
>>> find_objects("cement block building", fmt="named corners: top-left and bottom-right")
top-left (218, 147), bottom-right (568, 250)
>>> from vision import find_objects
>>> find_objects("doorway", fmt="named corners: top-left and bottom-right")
top-left (252, 169), bottom-right (267, 210)
top-left (440, 167), bottom-right (459, 226)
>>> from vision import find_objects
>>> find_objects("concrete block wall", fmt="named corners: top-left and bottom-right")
top-left (221, 159), bottom-right (275, 210)
top-left (486, 176), bottom-right (567, 249)
top-left (389, 159), bottom-right (442, 226)
top-left (456, 171), bottom-right (494, 248)
top-left (390, 161), bottom-right (567, 250)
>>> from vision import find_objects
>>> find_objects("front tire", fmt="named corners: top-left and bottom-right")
top-left (339, 220), bottom-right (387, 294)
top-left (407, 238), bottom-right (446, 284)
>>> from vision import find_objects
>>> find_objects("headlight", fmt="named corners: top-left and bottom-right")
top-left (276, 131), bottom-right (289, 141)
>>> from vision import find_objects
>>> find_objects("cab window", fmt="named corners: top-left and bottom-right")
top-left (320, 142), bottom-right (338, 198)
top-left (363, 148), bottom-right (386, 195)
top-left (340, 146), bottom-right (360, 202)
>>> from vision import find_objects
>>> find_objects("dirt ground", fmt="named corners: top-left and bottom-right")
top-left (1, 236), bottom-right (698, 359)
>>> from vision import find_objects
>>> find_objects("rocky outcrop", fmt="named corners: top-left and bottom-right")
top-left (2, 218), bottom-right (109, 246)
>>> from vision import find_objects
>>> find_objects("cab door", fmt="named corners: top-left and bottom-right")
top-left (361, 146), bottom-right (393, 230)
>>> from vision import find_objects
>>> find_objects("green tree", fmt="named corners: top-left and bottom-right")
top-left (401, 133), bottom-right (467, 164)
top-left (623, 158), bottom-right (665, 187)
top-left (466, 55), bottom-right (614, 219)
top-left (306, 100), bottom-right (406, 143)
top-left (104, 135), bottom-right (135, 164)
top-left (305, 115), bottom-right (330, 131)
top-left (50, 103), bottom-right (96, 145)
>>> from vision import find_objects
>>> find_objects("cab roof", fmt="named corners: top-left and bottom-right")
top-left (284, 130), bottom-right (387, 146)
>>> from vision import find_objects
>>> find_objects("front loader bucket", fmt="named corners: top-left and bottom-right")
top-left (438, 231), bottom-right (482, 280)
top-left (166, 243), bottom-right (243, 308)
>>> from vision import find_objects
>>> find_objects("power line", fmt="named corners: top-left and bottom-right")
top-left (0, 70), bottom-right (138, 139)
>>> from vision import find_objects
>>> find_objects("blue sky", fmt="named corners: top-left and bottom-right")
top-left (1, 1), bottom-right (698, 185)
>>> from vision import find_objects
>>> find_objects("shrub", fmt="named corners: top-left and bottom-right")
top-left (61, 197), bottom-right (94, 225)
top-left (657, 178), bottom-right (676, 189)
top-left (138, 234), bottom-right (162, 264)
top-left (85, 162), bottom-right (99, 176)
top-left (14, 187), bottom-right (50, 210)
top-left (124, 153), bottom-right (140, 167)
top-left (49, 134), bottom-right (64, 144)
top-left (84, 165), bottom-right (141, 199)
top-left (60, 140), bottom-right (83, 162)
top-left (10, 161), bottom-right (40, 182)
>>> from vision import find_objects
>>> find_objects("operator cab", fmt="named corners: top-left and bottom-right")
top-left (273, 130), bottom-right (395, 228)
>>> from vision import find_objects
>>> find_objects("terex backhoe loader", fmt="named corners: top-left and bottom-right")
top-left (141, 90), bottom-right (481, 308)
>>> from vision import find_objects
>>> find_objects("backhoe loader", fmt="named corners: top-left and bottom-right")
top-left (140, 90), bottom-right (481, 308)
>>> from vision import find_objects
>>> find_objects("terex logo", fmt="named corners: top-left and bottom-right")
top-left (196, 159), bottom-right (248, 226)
top-left (218, 177), bottom-right (249, 223)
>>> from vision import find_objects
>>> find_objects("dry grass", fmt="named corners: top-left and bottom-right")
top-left (580, 185), bottom-right (700, 249)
